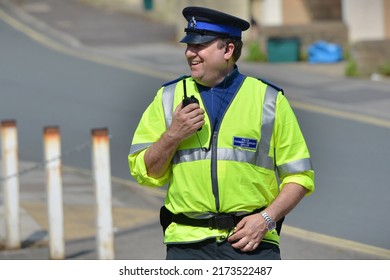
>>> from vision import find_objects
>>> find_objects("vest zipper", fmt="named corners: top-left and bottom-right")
top-left (211, 130), bottom-right (220, 211)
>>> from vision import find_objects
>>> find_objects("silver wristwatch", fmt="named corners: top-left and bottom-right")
top-left (261, 212), bottom-right (276, 231)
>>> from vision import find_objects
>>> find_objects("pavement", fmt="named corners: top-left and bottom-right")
top-left (0, 0), bottom-right (390, 260)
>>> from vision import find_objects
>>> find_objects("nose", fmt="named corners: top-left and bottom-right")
top-left (185, 45), bottom-right (197, 58)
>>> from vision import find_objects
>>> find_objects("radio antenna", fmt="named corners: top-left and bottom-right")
top-left (183, 79), bottom-right (188, 98)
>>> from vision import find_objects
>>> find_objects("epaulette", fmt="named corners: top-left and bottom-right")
top-left (257, 78), bottom-right (284, 95)
top-left (162, 75), bottom-right (190, 87)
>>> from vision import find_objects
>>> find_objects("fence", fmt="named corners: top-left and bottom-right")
top-left (0, 120), bottom-right (114, 260)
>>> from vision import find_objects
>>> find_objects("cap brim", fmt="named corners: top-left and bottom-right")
top-left (180, 33), bottom-right (217, 44)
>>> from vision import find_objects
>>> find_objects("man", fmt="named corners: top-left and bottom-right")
top-left (129, 6), bottom-right (315, 260)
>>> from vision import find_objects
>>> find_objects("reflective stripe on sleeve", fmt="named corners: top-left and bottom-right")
top-left (129, 142), bottom-right (153, 155)
top-left (277, 158), bottom-right (313, 178)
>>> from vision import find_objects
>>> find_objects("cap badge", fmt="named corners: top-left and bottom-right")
top-left (189, 16), bottom-right (197, 28)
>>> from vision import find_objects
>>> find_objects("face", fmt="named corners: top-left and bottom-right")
top-left (185, 39), bottom-right (231, 87)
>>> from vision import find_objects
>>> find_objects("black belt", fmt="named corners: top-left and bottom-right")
top-left (172, 207), bottom-right (265, 230)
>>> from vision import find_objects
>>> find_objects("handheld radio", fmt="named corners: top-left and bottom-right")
top-left (182, 79), bottom-right (199, 107)
top-left (182, 79), bottom-right (202, 131)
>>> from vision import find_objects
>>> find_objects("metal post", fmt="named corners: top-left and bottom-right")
top-left (91, 128), bottom-right (114, 260)
top-left (43, 126), bottom-right (64, 259)
top-left (1, 120), bottom-right (21, 249)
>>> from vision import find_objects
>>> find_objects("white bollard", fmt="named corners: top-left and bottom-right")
top-left (1, 120), bottom-right (21, 249)
top-left (43, 126), bottom-right (65, 259)
top-left (91, 128), bottom-right (114, 260)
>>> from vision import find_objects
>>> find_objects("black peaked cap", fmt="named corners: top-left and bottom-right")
top-left (180, 6), bottom-right (250, 44)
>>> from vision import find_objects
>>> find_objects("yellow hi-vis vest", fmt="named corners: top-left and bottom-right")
top-left (129, 76), bottom-right (315, 245)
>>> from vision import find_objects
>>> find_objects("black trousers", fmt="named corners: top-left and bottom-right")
top-left (166, 238), bottom-right (281, 260)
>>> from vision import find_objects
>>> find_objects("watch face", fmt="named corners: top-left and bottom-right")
top-left (267, 221), bottom-right (277, 231)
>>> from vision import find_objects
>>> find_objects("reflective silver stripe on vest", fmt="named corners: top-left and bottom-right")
top-left (173, 148), bottom-right (272, 167)
top-left (162, 83), bottom-right (177, 128)
top-left (129, 83), bottom-right (177, 156)
top-left (129, 142), bottom-right (153, 155)
top-left (277, 158), bottom-right (313, 178)
top-left (256, 85), bottom-right (278, 170)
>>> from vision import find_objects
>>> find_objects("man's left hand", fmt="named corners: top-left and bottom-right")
top-left (227, 213), bottom-right (267, 252)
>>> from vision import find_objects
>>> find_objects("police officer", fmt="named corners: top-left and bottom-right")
top-left (129, 6), bottom-right (315, 260)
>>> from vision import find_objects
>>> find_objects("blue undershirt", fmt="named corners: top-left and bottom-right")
top-left (195, 67), bottom-right (245, 131)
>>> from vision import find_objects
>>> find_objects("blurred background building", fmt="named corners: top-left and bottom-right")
top-left (85, 0), bottom-right (390, 77)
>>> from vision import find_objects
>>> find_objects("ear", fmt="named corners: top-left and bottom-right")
top-left (223, 43), bottom-right (234, 60)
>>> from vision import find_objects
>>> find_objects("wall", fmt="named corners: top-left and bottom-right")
top-left (260, 0), bottom-right (283, 26)
top-left (342, 0), bottom-right (385, 42)
top-left (385, 0), bottom-right (390, 38)
top-left (300, 0), bottom-right (342, 21)
top-left (283, 0), bottom-right (311, 24)
top-left (282, 0), bottom-right (342, 24)
top-left (352, 39), bottom-right (390, 76)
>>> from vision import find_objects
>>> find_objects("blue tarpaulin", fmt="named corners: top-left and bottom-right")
top-left (307, 41), bottom-right (343, 63)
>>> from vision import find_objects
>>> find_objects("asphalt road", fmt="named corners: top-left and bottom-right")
top-left (0, 18), bottom-right (162, 181)
top-left (0, 0), bottom-right (389, 256)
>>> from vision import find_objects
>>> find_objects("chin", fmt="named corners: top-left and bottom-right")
top-left (190, 72), bottom-right (201, 80)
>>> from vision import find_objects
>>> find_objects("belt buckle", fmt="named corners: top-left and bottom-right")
top-left (209, 215), bottom-right (235, 230)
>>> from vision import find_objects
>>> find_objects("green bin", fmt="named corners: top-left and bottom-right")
top-left (143, 0), bottom-right (153, 10)
top-left (267, 37), bottom-right (300, 63)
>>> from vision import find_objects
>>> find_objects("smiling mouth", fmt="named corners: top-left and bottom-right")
top-left (190, 62), bottom-right (202, 70)
top-left (190, 60), bottom-right (201, 66)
